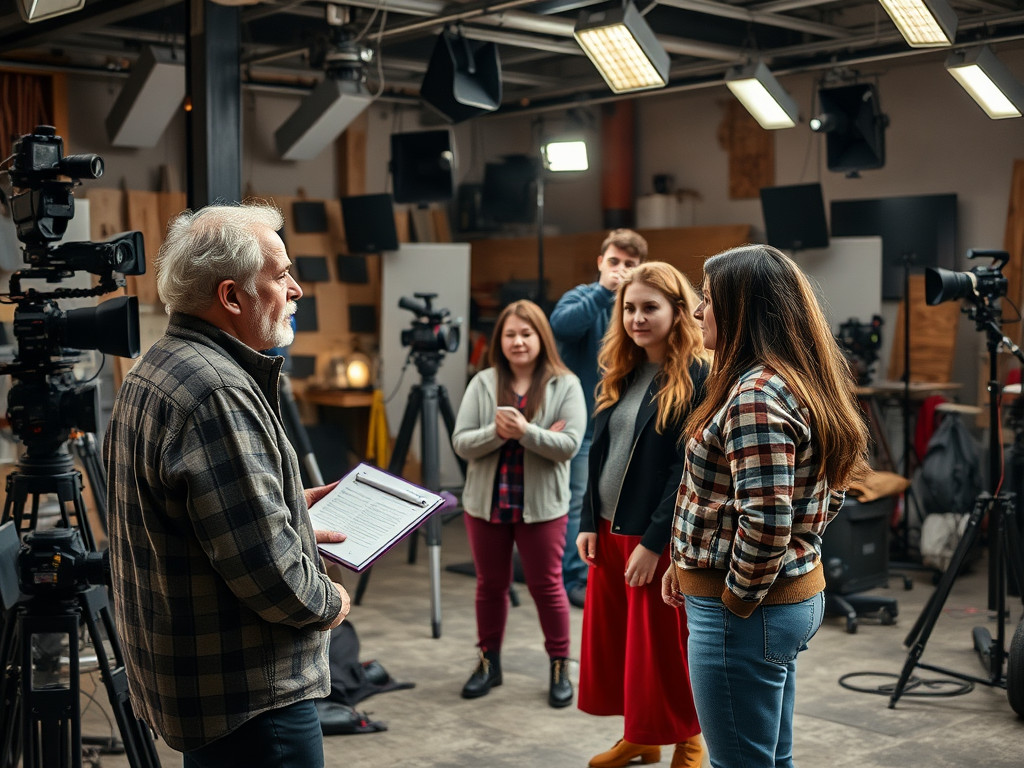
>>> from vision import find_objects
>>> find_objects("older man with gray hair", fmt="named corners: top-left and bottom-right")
top-left (104, 201), bottom-right (348, 768)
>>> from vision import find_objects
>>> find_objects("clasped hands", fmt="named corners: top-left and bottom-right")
top-left (495, 408), bottom-right (565, 441)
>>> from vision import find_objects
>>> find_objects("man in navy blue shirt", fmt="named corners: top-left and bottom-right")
top-left (549, 229), bottom-right (646, 607)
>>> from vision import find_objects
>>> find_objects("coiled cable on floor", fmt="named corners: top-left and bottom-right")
top-left (838, 671), bottom-right (974, 697)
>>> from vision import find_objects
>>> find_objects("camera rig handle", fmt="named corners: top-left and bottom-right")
top-left (967, 249), bottom-right (1010, 268)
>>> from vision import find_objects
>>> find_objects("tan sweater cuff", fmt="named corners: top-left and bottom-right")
top-left (721, 588), bottom-right (758, 618)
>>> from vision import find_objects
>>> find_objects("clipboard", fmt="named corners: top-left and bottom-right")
top-left (309, 463), bottom-right (445, 572)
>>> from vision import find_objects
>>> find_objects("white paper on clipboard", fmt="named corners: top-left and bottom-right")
top-left (309, 463), bottom-right (444, 572)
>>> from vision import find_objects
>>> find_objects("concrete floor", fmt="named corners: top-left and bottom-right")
top-left (78, 516), bottom-right (1023, 768)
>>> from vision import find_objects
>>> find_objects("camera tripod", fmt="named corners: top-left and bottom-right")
top-left (0, 451), bottom-right (161, 768)
top-left (889, 314), bottom-right (1024, 712)
top-left (353, 350), bottom-right (464, 639)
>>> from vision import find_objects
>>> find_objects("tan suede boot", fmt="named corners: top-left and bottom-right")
top-left (670, 734), bottom-right (704, 768)
top-left (589, 739), bottom-right (662, 768)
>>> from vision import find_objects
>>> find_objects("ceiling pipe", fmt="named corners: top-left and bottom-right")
top-left (379, 0), bottom-right (546, 39)
top-left (384, 54), bottom-right (558, 86)
top-left (656, 0), bottom-right (852, 39)
top-left (459, 26), bottom-right (585, 55)
top-left (750, 0), bottom-right (840, 12)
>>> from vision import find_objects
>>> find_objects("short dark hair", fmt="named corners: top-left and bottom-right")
top-left (600, 229), bottom-right (648, 262)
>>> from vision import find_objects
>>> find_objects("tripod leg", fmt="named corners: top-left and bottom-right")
top-left (278, 376), bottom-right (325, 487)
top-left (437, 385), bottom-right (466, 479)
top-left (889, 495), bottom-right (990, 708)
top-left (0, 609), bottom-right (24, 768)
top-left (419, 384), bottom-right (443, 639)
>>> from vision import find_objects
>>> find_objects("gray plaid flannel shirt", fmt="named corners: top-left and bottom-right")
top-left (672, 366), bottom-right (844, 607)
top-left (104, 313), bottom-right (342, 752)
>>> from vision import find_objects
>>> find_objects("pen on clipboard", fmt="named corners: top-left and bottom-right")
top-left (354, 472), bottom-right (429, 507)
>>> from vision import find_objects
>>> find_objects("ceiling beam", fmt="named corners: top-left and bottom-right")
top-left (657, 0), bottom-right (852, 39)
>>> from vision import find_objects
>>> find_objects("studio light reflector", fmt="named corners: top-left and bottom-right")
top-left (574, 1), bottom-right (669, 94)
top-left (542, 140), bottom-right (589, 172)
top-left (18, 0), bottom-right (85, 23)
top-left (274, 77), bottom-right (374, 161)
top-left (106, 47), bottom-right (186, 148)
top-left (877, 0), bottom-right (958, 48)
top-left (725, 62), bottom-right (799, 130)
top-left (420, 28), bottom-right (502, 123)
top-left (946, 46), bottom-right (1024, 120)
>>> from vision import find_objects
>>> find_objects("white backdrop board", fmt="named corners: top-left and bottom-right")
top-left (380, 243), bottom-right (471, 488)
top-left (789, 236), bottom-right (884, 331)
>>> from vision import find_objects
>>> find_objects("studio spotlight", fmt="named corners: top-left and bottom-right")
top-left (725, 62), bottom-right (799, 130)
top-left (106, 46), bottom-right (185, 148)
top-left (274, 7), bottom-right (375, 161)
top-left (18, 0), bottom-right (85, 23)
top-left (877, 0), bottom-right (958, 48)
top-left (946, 46), bottom-right (1024, 120)
top-left (541, 140), bottom-right (589, 172)
top-left (810, 83), bottom-right (889, 175)
top-left (574, 1), bottom-right (669, 94)
top-left (420, 27), bottom-right (502, 123)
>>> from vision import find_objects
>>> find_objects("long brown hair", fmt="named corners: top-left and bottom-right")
top-left (595, 262), bottom-right (709, 433)
top-left (685, 244), bottom-right (869, 487)
top-left (488, 300), bottom-right (571, 421)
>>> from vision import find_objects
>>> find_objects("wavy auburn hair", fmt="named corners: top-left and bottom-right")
top-left (488, 300), bottom-right (570, 421)
top-left (686, 244), bottom-right (869, 488)
top-left (595, 262), bottom-right (709, 433)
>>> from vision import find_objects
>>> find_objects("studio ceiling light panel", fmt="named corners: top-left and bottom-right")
top-left (106, 46), bottom-right (186, 148)
top-left (946, 46), bottom-right (1024, 120)
top-left (725, 62), bottom-right (799, 130)
top-left (18, 0), bottom-right (85, 23)
top-left (542, 140), bottom-right (589, 172)
top-left (274, 77), bottom-right (374, 161)
top-left (574, 1), bottom-right (670, 94)
top-left (877, 0), bottom-right (958, 48)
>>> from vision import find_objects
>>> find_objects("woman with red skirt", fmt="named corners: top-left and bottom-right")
top-left (577, 262), bottom-right (708, 768)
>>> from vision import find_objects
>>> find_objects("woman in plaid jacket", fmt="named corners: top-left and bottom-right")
top-left (664, 244), bottom-right (869, 768)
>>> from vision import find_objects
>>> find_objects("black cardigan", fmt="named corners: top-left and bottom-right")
top-left (580, 359), bottom-right (708, 555)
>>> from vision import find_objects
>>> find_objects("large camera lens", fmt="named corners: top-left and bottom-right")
top-left (925, 267), bottom-right (976, 305)
top-left (61, 153), bottom-right (104, 180)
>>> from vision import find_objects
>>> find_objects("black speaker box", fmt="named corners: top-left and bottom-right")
top-left (420, 29), bottom-right (502, 124)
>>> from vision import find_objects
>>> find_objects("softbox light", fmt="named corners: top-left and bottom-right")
top-left (18, 0), bottom-right (85, 23)
top-left (275, 77), bottom-right (374, 161)
top-left (106, 46), bottom-right (186, 148)
top-left (811, 84), bottom-right (889, 174)
top-left (420, 28), bottom-right (502, 124)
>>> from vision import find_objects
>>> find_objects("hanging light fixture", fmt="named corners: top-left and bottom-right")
top-left (18, 0), bottom-right (85, 22)
top-left (877, 0), bottom-right (958, 48)
top-left (574, 1), bottom-right (670, 94)
top-left (725, 62), bottom-right (799, 130)
top-left (946, 46), bottom-right (1024, 120)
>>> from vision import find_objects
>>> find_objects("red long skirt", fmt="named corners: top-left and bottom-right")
top-left (578, 518), bottom-right (701, 745)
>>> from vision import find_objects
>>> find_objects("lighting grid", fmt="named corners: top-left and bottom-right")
top-left (946, 46), bottom-right (1024, 119)
top-left (574, 2), bottom-right (670, 94)
top-left (878, 0), bottom-right (958, 48)
top-left (725, 62), bottom-right (799, 130)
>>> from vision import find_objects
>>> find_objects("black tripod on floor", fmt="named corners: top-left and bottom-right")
top-left (0, 450), bottom-right (161, 768)
top-left (353, 347), bottom-right (465, 638)
top-left (889, 268), bottom-right (1024, 713)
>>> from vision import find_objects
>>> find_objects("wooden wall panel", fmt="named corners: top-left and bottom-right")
top-left (888, 274), bottom-right (962, 383)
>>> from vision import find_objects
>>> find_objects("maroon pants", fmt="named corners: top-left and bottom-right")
top-left (578, 518), bottom-right (700, 745)
top-left (463, 513), bottom-right (570, 658)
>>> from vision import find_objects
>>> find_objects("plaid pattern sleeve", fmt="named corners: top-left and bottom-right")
top-left (674, 367), bottom-right (834, 616)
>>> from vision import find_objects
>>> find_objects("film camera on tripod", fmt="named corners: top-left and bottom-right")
top-left (0, 125), bottom-right (160, 768)
top-left (837, 314), bottom-right (884, 386)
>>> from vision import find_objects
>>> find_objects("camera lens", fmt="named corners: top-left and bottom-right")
top-left (925, 267), bottom-right (976, 305)
top-left (61, 153), bottom-right (104, 180)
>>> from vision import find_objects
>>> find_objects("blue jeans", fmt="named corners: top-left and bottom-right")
top-left (685, 592), bottom-right (824, 768)
top-left (562, 435), bottom-right (591, 591)
top-left (182, 699), bottom-right (324, 768)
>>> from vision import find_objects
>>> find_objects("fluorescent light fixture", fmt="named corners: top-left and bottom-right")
top-left (725, 62), bottom-right (799, 130)
top-left (542, 140), bottom-right (589, 172)
top-left (946, 46), bottom-right (1024, 120)
top-left (106, 47), bottom-right (186, 148)
top-left (877, 0), bottom-right (958, 48)
top-left (574, 1), bottom-right (670, 94)
top-left (18, 0), bottom-right (85, 23)
top-left (274, 77), bottom-right (374, 161)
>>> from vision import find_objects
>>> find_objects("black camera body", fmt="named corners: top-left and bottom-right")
top-left (837, 314), bottom-right (884, 385)
top-left (18, 528), bottom-right (108, 598)
top-left (399, 292), bottom-right (460, 354)
top-left (1, 125), bottom-right (144, 456)
top-left (926, 249), bottom-right (1009, 306)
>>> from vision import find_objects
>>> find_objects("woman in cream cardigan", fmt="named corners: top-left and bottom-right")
top-left (453, 299), bottom-right (587, 709)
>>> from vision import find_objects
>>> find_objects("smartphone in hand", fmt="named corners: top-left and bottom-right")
top-left (496, 406), bottom-right (519, 415)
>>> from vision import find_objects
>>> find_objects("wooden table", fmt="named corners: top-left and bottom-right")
top-left (295, 388), bottom-right (376, 472)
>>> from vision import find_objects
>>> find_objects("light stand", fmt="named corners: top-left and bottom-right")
top-left (889, 295), bottom-right (1024, 713)
top-left (536, 171), bottom-right (546, 307)
top-left (537, 137), bottom-right (589, 311)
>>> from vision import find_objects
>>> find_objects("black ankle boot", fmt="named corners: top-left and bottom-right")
top-left (548, 657), bottom-right (573, 708)
top-left (461, 649), bottom-right (502, 699)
